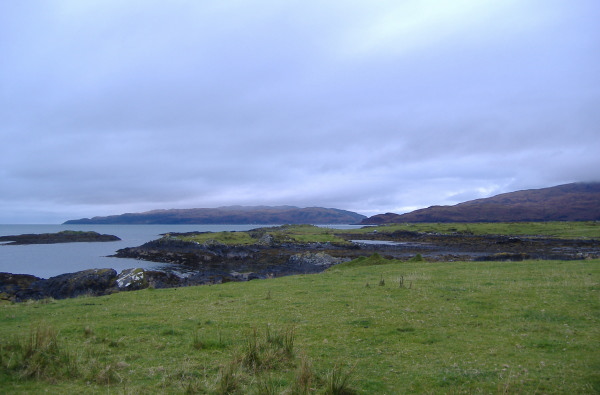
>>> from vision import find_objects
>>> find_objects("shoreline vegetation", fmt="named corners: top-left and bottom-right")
top-left (1, 222), bottom-right (598, 302)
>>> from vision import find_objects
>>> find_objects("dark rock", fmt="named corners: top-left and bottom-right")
top-left (114, 268), bottom-right (183, 290)
top-left (0, 272), bottom-right (42, 301)
top-left (496, 237), bottom-right (522, 244)
top-left (144, 270), bottom-right (186, 289)
top-left (35, 269), bottom-right (118, 299)
top-left (474, 253), bottom-right (530, 262)
top-left (287, 252), bottom-right (346, 268)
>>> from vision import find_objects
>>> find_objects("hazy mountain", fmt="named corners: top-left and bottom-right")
top-left (361, 182), bottom-right (600, 224)
top-left (64, 206), bottom-right (366, 225)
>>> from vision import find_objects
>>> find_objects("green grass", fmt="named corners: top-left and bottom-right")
top-left (176, 224), bottom-right (350, 245)
top-left (1, 257), bottom-right (598, 393)
top-left (175, 222), bottom-right (599, 247)
top-left (177, 230), bottom-right (258, 245)
top-left (351, 221), bottom-right (600, 239)
top-left (271, 224), bottom-right (348, 244)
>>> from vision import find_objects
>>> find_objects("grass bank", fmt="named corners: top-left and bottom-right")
top-left (176, 224), bottom-right (349, 245)
top-left (1, 258), bottom-right (598, 393)
top-left (351, 221), bottom-right (600, 239)
top-left (172, 222), bottom-right (600, 247)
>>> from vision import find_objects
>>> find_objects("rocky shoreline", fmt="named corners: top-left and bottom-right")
top-left (0, 244), bottom-right (346, 302)
top-left (0, 268), bottom-right (203, 302)
top-left (1, 229), bottom-right (598, 302)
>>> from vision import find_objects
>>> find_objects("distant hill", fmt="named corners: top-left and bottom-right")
top-left (64, 206), bottom-right (366, 225)
top-left (361, 182), bottom-right (600, 224)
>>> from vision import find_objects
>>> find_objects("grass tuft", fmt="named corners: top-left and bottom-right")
top-left (216, 359), bottom-right (241, 394)
top-left (0, 324), bottom-right (77, 381)
top-left (83, 325), bottom-right (94, 338)
top-left (192, 330), bottom-right (228, 351)
top-left (323, 364), bottom-right (356, 395)
top-left (293, 354), bottom-right (316, 394)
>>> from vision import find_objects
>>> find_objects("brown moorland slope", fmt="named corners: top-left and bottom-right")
top-left (362, 182), bottom-right (600, 224)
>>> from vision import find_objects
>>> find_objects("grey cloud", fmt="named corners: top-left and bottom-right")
top-left (1, 1), bottom-right (599, 223)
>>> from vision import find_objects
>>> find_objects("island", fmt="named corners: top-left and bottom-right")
top-left (0, 230), bottom-right (121, 245)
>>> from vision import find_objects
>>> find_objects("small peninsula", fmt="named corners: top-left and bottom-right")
top-left (0, 230), bottom-right (121, 245)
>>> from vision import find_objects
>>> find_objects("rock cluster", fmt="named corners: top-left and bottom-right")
top-left (0, 248), bottom-right (349, 302)
top-left (0, 268), bottom-right (186, 302)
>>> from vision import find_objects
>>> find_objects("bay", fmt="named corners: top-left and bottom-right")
top-left (0, 224), bottom-right (362, 278)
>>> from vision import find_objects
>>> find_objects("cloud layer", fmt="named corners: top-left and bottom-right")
top-left (1, 1), bottom-right (599, 223)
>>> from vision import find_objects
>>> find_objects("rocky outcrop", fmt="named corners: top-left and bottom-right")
top-left (112, 237), bottom-right (353, 274)
top-left (0, 273), bottom-right (40, 301)
top-left (40, 269), bottom-right (117, 299)
top-left (287, 252), bottom-right (346, 269)
top-left (0, 231), bottom-right (120, 245)
top-left (0, 267), bottom-right (213, 302)
top-left (1, 269), bottom-right (117, 301)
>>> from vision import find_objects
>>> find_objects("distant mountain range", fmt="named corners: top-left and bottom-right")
top-left (64, 183), bottom-right (600, 225)
top-left (360, 182), bottom-right (600, 224)
top-left (63, 206), bottom-right (366, 225)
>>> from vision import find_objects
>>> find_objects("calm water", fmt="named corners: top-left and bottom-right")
top-left (0, 224), bottom-right (361, 278)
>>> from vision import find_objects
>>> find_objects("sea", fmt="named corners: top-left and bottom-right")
top-left (0, 224), bottom-right (362, 278)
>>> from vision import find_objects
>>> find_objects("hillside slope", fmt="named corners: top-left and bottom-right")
top-left (362, 182), bottom-right (600, 224)
top-left (64, 205), bottom-right (366, 225)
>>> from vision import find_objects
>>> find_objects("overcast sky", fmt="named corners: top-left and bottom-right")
top-left (1, 1), bottom-right (599, 223)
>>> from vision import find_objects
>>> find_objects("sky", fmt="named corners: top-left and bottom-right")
top-left (1, 1), bottom-right (599, 223)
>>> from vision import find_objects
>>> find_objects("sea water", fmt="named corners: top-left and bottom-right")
top-left (0, 224), bottom-right (361, 278)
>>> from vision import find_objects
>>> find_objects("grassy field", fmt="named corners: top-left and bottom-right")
top-left (173, 222), bottom-right (600, 246)
top-left (1, 257), bottom-right (598, 393)
top-left (176, 224), bottom-right (349, 245)
top-left (350, 221), bottom-right (600, 239)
